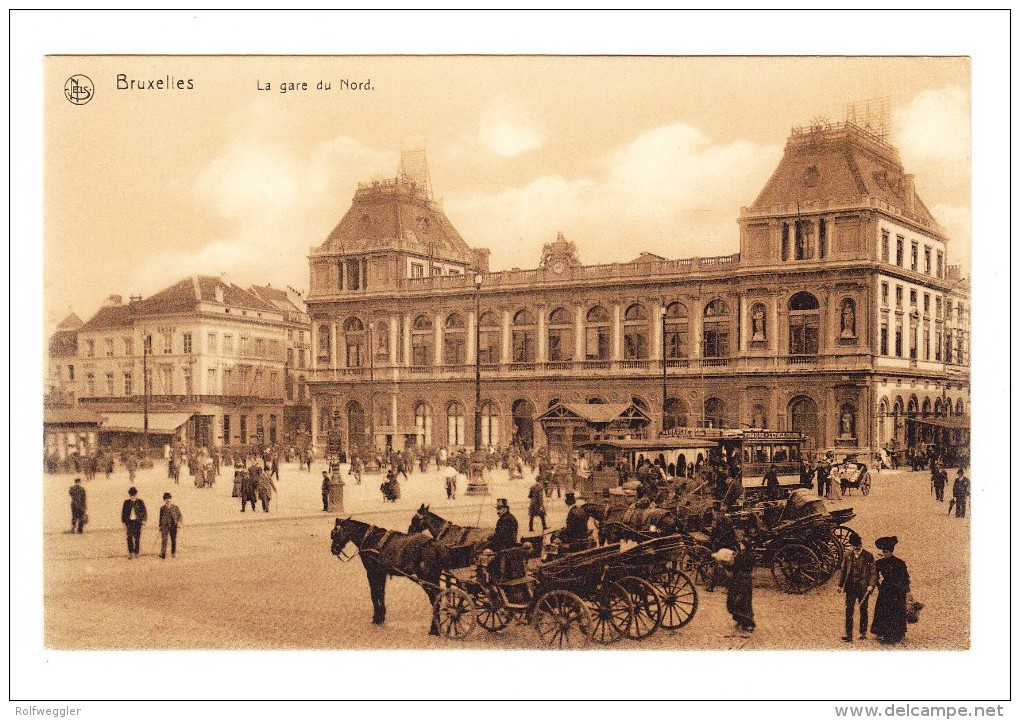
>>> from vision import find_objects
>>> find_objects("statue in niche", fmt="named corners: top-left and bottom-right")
top-left (751, 305), bottom-right (766, 341)
top-left (840, 299), bottom-right (857, 338)
top-left (840, 408), bottom-right (856, 438)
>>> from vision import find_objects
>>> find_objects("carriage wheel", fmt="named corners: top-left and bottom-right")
top-left (615, 576), bottom-right (663, 640)
top-left (861, 476), bottom-right (872, 496)
top-left (586, 584), bottom-right (633, 644)
top-left (809, 534), bottom-right (842, 582)
top-left (770, 543), bottom-right (822, 594)
top-left (433, 587), bottom-right (477, 640)
top-left (832, 526), bottom-right (855, 555)
top-left (532, 590), bottom-right (591, 649)
top-left (679, 546), bottom-right (714, 586)
top-left (654, 569), bottom-right (699, 630)
top-left (475, 588), bottom-right (512, 633)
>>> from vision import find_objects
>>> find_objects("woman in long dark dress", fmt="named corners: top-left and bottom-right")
top-left (871, 536), bottom-right (910, 644)
top-left (725, 543), bottom-right (756, 632)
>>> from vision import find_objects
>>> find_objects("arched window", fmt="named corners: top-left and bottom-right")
top-left (511, 399), bottom-right (536, 450)
top-left (317, 323), bottom-right (331, 362)
top-left (664, 302), bottom-right (688, 359)
top-left (478, 311), bottom-right (500, 365)
top-left (789, 395), bottom-right (820, 449)
top-left (663, 398), bottom-right (688, 431)
top-left (839, 403), bottom-right (857, 439)
top-left (703, 300), bottom-right (731, 358)
top-left (878, 399), bottom-right (889, 444)
top-left (788, 292), bottom-right (820, 355)
top-left (907, 396), bottom-right (919, 417)
top-left (839, 298), bottom-right (857, 338)
top-left (347, 401), bottom-right (366, 450)
top-left (547, 307), bottom-right (573, 362)
top-left (480, 400), bottom-right (499, 447)
top-left (704, 398), bottom-right (727, 428)
top-left (921, 397), bottom-right (932, 417)
top-left (512, 309), bottom-right (537, 364)
top-left (955, 398), bottom-right (965, 416)
top-left (374, 320), bottom-right (389, 362)
top-left (946, 400), bottom-right (954, 417)
top-left (447, 401), bottom-right (466, 447)
top-left (750, 404), bottom-right (768, 429)
top-left (933, 398), bottom-right (944, 417)
top-left (585, 306), bottom-right (611, 361)
top-left (414, 403), bottom-right (433, 447)
top-left (411, 315), bottom-right (434, 366)
top-left (443, 312), bottom-right (466, 365)
top-left (623, 303), bottom-right (649, 360)
top-left (587, 396), bottom-right (607, 404)
top-left (342, 317), bottom-right (365, 368)
top-left (750, 303), bottom-right (768, 342)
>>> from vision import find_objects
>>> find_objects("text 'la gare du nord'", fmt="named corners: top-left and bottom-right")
top-left (257, 78), bottom-right (374, 93)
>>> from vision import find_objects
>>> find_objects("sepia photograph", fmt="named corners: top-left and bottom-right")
top-left (11, 9), bottom-right (1010, 711)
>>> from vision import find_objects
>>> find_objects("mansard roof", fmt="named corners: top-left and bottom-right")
top-left (750, 122), bottom-right (940, 232)
top-left (317, 176), bottom-right (477, 265)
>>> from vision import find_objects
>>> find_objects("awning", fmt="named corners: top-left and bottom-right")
top-left (905, 416), bottom-right (971, 431)
top-left (537, 402), bottom-right (652, 425)
top-left (43, 407), bottom-right (106, 426)
top-left (100, 412), bottom-right (194, 434)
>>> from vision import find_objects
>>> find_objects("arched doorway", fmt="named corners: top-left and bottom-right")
top-left (789, 395), bottom-right (820, 450)
top-left (704, 398), bottom-right (726, 428)
top-left (512, 399), bottom-right (536, 450)
top-left (663, 397), bottom-right (688, 431)
top-left (347, 401), bottom-right (366, 451)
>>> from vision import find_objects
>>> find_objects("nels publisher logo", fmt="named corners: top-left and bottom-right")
top-left (64, 74), bottom-right (94, 105)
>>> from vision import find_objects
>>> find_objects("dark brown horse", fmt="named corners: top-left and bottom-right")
top-left (330, 517), bottom-right (448, 635)
top-left (413, 505), bottom-right (494, 566)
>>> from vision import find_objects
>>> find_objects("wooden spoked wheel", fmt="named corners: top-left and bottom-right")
top-left (654, 569), bottom-right (699, 630)
top-left (475, 588), bottom-right (512, 633)
top-left (532, 589), bottom-right (592, 649)
top-left (770, 543), bottom-right (822, 594)
top-left (586, 584), bottom-right (633, 644)
top-left (615, 576), bottom-right (663, 640)
top-left (433, 587), bottom-right (477, 640)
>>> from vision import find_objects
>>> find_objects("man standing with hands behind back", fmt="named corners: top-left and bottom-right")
top-left (837, 532), bottom-right (876, 642)
top-left (121, 487), bottom-right (147, 559)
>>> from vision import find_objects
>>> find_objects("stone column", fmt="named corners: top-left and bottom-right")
top-left (651, 300), bottom-right (663, 360)
top-left (391, 394), bottom-right (399, 435)
top-left (390, 314), bottom-right (400, 364)
top-left (310, 393), bottom-right (319, 451)
top-left (738, 294), bottom-right (748, 353)
top-left (402, 314), bottom-right (412, 367)
top-left (467, 309), bottom-right (477, 364)
top-left (690, 299), bottom-right (702, 358)
top-left (612, 303), bottom-right (622, 361)
top-left (433, 312), bottom-right (443, 366)
top-left (310, 323), bottom-right (318, 372)
top-left (502, 309), bottom-right (511, 364)
top-left (574, 305), bottom-right (585, 360)
top-left (537, 305), bottom-right (547, 362)
top-left (331, 322), bottom-right (338, 370)
top-left (771, 292), bottom-right (781, 355)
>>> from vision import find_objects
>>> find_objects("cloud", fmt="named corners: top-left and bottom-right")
top-left (446, 121), bottom-right (781, 269)
top-left (893, 86), bottom-right (970, 167)
top-left (478, 95), bottom-right (544, 157)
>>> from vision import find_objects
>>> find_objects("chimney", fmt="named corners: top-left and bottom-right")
top-left (903, 174), bottom-right (915, 214)
top-left (129, 294), bottom-right (142, 303)
top-left (214, 285), bottom-right (225, 303)
top-left (103, 295), bottom-right (123, 307)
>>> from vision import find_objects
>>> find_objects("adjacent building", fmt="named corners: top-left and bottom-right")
top-left (53, 275), bottom-right (312, 449)
top-left (304, 123), bottom-right (970, 460)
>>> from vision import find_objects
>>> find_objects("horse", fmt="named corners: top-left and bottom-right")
top-left (583, 500), bottom-right (681, 544)
top-left (413, 505), bottom-right (494, 566)
top-left (329, 517), bottom-right (448, 635)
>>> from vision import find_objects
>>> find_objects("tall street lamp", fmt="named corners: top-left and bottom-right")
top-left (368, 320), bottom-right (375, 452)
top-left (473, 272), bottom-right (483, 452)
top-left (660, 305), bottom-right (668, 434)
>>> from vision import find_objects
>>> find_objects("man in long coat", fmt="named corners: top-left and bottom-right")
top-left (837, 533), bottom-right (876, 642)
top-left (68, 478), bottom-right (87, 533)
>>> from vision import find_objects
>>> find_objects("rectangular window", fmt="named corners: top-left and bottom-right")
top-left (85, 339), bottom-right (95, 357)
top-left (937, 252), bottom-right (944, 278)
top-left (269, 415), bottom-right (278, 444)
top-left (239, 414), bottom-right (247, 444)
top-left (124, 372), bottom-right (133, 396)
top-left (478, 331), bottom-right (499, 364)
top-left (924, 247), bottom-right (932, 274)
top-left (224, 334), bottom-right (234, 353)
top-left (183, 332), bottom-right (193, 354)
top-left (207, 332), bottom-right (217, 353)
top-left (936, 297), bottom-right (943, 318)
top-left (86, 372), bottom-right (95, 396)
top-left (909, 290), bottom-right (917, 307)
top-left (935, 325), bottom-right (943, 361)
top-left (910, 241), bottom-right (918, 271)
top-left (586, 327), bottom-right (611, 361)
top-left (781, 223), bottom-right (790, 261)
top-left (269, 371), bottom-right (279, 396)
top-left (896, 236), bottom-right (904, 266)
top-left (123, 337), bottom-right (133, 356)
top-left (512, 330), bottom-right (536, 364)
top-left (410, 262), bottom-right (424, 279)
top-left (347, 261), bottom-right (361, 291)
top-left (208, 368), bottom-right (217, 394)
top-left (240, 336), bottom-right (249, 355)
top-left (255, 338), bottom-right (265, 356)
top-left (337, 260), bottom-right (344, 290)
top-left (881, 230), bottom-right (890, 262)
top-left (788, 315), bottom-right (819, 355)
top-left (67, 365), bottom-right (75, 381)
top-left (794, 220), bottom-right (814, 260)
top-left (287, 348), bottom-right (294, 366)
top-left (162, 332), bottom-right (173, 354)
top-left (881, 283), bottom-right (889, 306)
top-left (223, 368), bottom-right (233, 393)
top-left (818, 218), bottom-right (827, 258)
top-left (105, 338), bottom-right (114, 356)
top-left (223, 415), bottom-right (231, 444)
top-left (895, 324), bottom-right (903, 357)
top-left (923, 324), bottom-right (931, 361)
top-left (298, 349), bottom-right (306, 370)
top-left (909, 322), bottom-right (918, 360)
top-left (703, 324), bottom-right (731, 357)
top-left (105, 372), bottom-right (115, 395)
top-left (880, 325), bottom-right (889, 356)
top-left (895, 286), bottom-right (903, 308)
top-left (923, 294), bottom-right (930, 314)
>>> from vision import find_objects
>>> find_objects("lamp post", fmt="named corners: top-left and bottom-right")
top-left (368, 321), bottom-right (375, 452)
top-left (473, 272), bottom-right (483, 451)
top-left (142, 332), bottom-right (151, 453)
top-left (660, 305), bottom-right (668, 434)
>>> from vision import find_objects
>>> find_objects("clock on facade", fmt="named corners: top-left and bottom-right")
top-left (552, 261), bottom-right (565, 275)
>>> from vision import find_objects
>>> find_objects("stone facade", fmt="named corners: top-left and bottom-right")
top-left (305, 124), bottom-right (970, 459)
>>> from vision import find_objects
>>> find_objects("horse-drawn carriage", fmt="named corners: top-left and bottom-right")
top-left (330, 507), bottom-right (699, 647)
top-left (829, 455), bottom-right (872, 496)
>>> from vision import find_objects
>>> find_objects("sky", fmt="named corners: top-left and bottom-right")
top-left (44, 55), bottom-right (970, 334)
